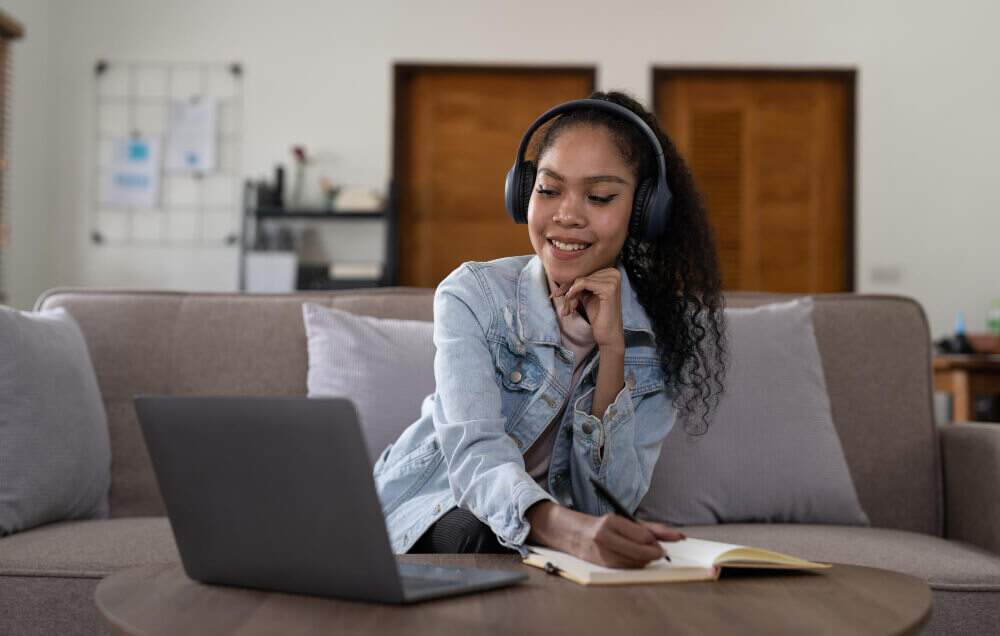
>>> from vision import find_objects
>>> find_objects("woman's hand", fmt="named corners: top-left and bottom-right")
top-left (572, 513), bottom-right (686, 568)
top-left (551, 267), bottom-right (624, 351)
top-left (527, 501), bottom-right (687, 569)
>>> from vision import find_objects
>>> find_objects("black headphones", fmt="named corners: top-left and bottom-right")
top-left (503, 98), bottom-right (672, 242)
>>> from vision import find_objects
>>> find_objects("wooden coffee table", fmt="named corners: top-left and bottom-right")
top-left (95, 555), bottom-right (931, 635)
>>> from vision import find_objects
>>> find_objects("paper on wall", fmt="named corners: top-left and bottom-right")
top-left (165, 96), bottom-right (218, 173)
top-left (102, 136), bottom-right (162, 209)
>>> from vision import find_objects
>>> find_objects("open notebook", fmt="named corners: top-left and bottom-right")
top-left (523, 537), bottom-right (831, 585)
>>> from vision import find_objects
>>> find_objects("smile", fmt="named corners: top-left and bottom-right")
top-left (547, 238), bottom-right (592, 260)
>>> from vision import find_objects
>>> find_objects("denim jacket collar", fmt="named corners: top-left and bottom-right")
top-left (514, 255), bottom-right (655, 346)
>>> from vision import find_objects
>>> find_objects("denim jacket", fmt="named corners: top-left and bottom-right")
top-left (371, 254), bottom-right (677, 556)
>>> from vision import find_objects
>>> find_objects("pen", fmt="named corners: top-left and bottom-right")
top-left (589, 474), bottom-right (671, 562)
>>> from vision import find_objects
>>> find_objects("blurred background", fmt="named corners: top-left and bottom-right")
top-left (0, 0), bottom-right (997, 355)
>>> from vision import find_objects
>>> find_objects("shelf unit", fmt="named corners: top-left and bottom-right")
top-left (238, 181), bottom-right (398, 292)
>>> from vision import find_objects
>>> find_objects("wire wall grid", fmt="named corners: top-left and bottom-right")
top-left (91, 60), bottom-right (244, 246)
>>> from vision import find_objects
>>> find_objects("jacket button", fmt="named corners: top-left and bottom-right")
top-left (582, 421), bottom-right (594, 435)
top-left (510, 370), bottom-right (523, 383)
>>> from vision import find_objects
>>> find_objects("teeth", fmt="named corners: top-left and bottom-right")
top-left (551, 239), bottom-right (589, 252)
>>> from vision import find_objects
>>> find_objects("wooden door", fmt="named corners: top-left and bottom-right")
top-left (654, 70), bottom-right (855, 292)
top-left (393, 65), bottom-right (595, 288)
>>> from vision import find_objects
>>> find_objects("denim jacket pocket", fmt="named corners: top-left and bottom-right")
top-left (494, 341), bottom-right (543, 392)
top-left (375, 435), bottom-right (444, 514)
top-left (491, 342), bottom-right (546, 434)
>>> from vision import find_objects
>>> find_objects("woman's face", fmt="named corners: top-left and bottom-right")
top-left (527, 124), bottom-right (635, 289)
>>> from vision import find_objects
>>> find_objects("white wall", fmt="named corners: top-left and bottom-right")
top-left (1, 0), bottom-right (998, 339)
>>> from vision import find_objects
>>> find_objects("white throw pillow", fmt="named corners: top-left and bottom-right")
top-left (302, 303), bottom-right (435, 461)
top-left (638, 297), bottom-right (870, 526)
top-left (0, 306), bottom-right (111, 536)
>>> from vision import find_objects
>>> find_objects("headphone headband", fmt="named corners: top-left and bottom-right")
top-left (512, 98), bottom-right (667, 188)
top-left (503, 98), bottom-right (672, 242)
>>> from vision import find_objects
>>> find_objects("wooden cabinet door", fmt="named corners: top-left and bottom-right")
top-left (394, 66), bottom-right (594, 287)
top-left (655, 71), bottom-right (854, 292)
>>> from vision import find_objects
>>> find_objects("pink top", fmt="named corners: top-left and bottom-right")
top-left (523, 292), bottom-right (596, 487)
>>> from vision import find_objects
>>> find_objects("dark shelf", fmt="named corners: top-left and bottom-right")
top-left (239, 180), bottom-right (399, 291)
top-left (296, 264), bottom-right (384, 291)
top-left (297, 278), bottom-right (385, 290)
top-left (255, 207), bottom-right (386, 220)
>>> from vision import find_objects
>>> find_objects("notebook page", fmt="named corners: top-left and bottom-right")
top-left (662, 537), bottom-right (745, 567)
top-left (715, 547), bottom-right (831, 568)
top-left (665, 538), bottom-right (831, 569)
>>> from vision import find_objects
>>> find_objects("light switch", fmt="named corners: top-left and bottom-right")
top-left (869, 265), bottom-right (902, 285)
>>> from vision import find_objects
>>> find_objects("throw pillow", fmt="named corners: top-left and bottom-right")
top-left (302, 303), bottom-right (435, 461)
top-left (637, 297), bottom-right (870, 526)
top-left (0, 306), bottom-right (111, 536)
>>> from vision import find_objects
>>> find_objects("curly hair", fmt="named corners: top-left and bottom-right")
top-left (532, 90), bottom-right (728, 433)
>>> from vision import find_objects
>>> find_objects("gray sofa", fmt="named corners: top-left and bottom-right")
top-left (2, 288), bottom-right (999, 635)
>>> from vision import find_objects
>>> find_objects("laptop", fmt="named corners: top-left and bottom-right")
top-left (134, 395), bottom-right (527, 604)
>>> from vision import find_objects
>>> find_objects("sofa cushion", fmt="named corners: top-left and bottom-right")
top-left (0, 577), bottom-right (109, 636)
top-left (639, 298), bottom-right (869, 527)
top-left (0, 517), bottom-right (178, 636)
top-left (303, 303), bottom-right (436, 460)
top-left (724, 294), bottom-right (940, 536)
top-left (0, 517), bottom-right (178, 578)
top-left (0, 306), bottom-right (111, 536)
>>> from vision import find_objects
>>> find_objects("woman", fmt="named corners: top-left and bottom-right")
top-left (372, 90), bottom-right (726, 568)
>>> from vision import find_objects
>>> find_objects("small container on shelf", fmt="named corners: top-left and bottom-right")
top-left (333, 186), bottom-right (384, 213)
top-left (328, 261), bottom-right (382, 281)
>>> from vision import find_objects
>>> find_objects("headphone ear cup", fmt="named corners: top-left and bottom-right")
top-left (630, 178), bottom-right (653, 239)
top-left (504, 165), bottom-right (518, 222)
top-left (516, 160), bottom-right (536, 224)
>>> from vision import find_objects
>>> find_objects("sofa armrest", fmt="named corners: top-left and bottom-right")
top-left (940, 422), bottom-right (1000, 555)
